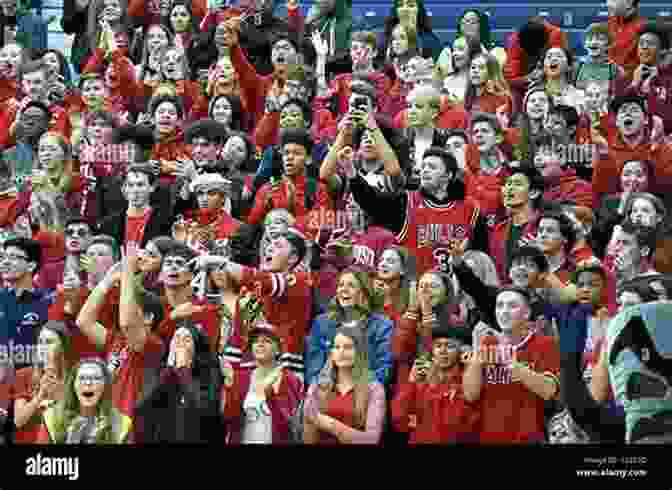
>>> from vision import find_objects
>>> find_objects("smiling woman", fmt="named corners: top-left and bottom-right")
top-left (38, 358), bottom-right (133, 444)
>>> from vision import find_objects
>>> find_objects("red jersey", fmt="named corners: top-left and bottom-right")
top-left (102, 331), bottom-right (164, 417)
top-left (478, 332), bottom-right (560, 443)
top-left (392, 369), bottom-right (480, 444)
top-left (227, 268), bottom-right (313, 377)
top-left (397, 191), bottom-right (481, 277)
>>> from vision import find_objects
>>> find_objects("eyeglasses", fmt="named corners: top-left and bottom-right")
top-left (66, 227), bottom-right (90, 237)
top-left (163, 258), bottom-right (189, 269)
top-left (76, 375), bottom-right (105, 385)
top-left (2, 253), bottom-right (29, 262)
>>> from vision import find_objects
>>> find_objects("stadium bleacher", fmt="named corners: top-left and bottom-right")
top-left (35, 0), bottom-right (672, 60)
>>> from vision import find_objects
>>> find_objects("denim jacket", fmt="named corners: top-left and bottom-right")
top-left (305, 311), bottom-right (393, 387)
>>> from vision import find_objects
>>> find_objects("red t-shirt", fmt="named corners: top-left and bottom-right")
top-left (102, 330), bottom-right (164, 417)
top-left (158, 299), bottom-right (221, 353)
top-left (125, 209), bottom-right (153, 247)
top-left (478, 332), bottom-right (560, 444)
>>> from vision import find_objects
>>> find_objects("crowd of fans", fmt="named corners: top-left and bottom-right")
top-left (0, 0), bottom-right (671, 444)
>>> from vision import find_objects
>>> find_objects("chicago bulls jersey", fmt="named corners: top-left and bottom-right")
top-left (396, 192), bottom-right (480, 276)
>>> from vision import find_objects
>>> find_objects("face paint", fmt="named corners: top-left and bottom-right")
top-left (75, 363), bottom-right (106, 410)
top-left (495, 291), bottom-right (528, 333)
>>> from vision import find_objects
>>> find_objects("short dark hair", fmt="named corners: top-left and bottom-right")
top-left (149, 94), bottom-right (184, 119)
top-left (125, 163), bottom-right (157, 186)
top-left (496, 286), bottom-right (533, 307)
top-left (284, 230), bottom-right (307, 268)
top-left (445, 129), bottom-right (468, 142)
top-left (537, 211), bottom-right (577, 252)
top-left (471, 111), bottom-right (503, 135)
top-left (510, 245), bottom-right (549, 273)
top-left (163, 243), bottom-right (198, 267)
top-left (610, 94), bottom-right (647, 114)
top-left (548, 104), bottom-right (579, 130)
top-left (350, 74), bottom-right (377, 105)
top-left (18, 60), bottom-right (48, 82)
top-left (184, 119), bottom-right (228, 145)
top-left (78, 72), bottom-right (105, 91)
top-left (620, 220), bottom-right (657, 258)
top-left (280, 127), bottom-right (313, 154)
top-left (138, 289), bottom-right (165, 328)
top-left (281, 98), bottom-right (312, 125)
top-left (65, 216), bottom-right (91, 231)
top-left (422, 147), bottom-right (458, 175)
top-left (4, 237), bottom-right (42, 271)
top-left (88, 235), bottom-right (121, 261)
top-left (518, 18), bottom-right (549, 55)
top-left (22, 100), bottom-right (50, 118)
top-left (506, 162), bottom-right (546, 202)
top-left (639, 21), bottom-right (671, 51)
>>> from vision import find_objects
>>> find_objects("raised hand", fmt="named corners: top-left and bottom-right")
top-left (311, 31), bottom-right (329, 59)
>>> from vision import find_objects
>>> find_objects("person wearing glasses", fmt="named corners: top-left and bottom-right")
top-left (38, 358), bottom-right (132, 443)
top-left (0, 237), bottom-right (52, 370)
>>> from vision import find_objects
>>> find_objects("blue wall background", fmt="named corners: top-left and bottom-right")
top-left (34, 0), bottom-right (672, 69)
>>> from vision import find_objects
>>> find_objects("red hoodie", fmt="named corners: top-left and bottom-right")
top-left (592, 132), bottom-right (672, 204)
top-left (392, 367), bottom-right (480, 444)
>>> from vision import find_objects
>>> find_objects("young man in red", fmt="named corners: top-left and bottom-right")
top-left (592, 95), bottom-right (672, 205)
top-left (247, 128), bottom-right (332, 238)
top-left (347, 146), bottom-right (489, 277)
top-left (488, 164), bottom-right (545, 283)
top-left (98, 163), bottom-right (175, 250)
top-left (463, 287), bottom-right (560, 443)
top-left (210, 228), bottom-right (313, 380)
top-left (464, 112), bottom-right (514, 227)
top-left (392, 325), bottom-right (480, 444)
top-left (75, 248), bottom-right (166, 419)
top-left (173, 173), bottom-right (242, 254)
top-left (625, 23), bottom-right (672, 135)
top-left (155, 243), bottom-right (222, 353)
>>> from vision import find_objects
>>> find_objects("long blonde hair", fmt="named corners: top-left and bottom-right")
top-left (318, 326), bottom-right (374, 430)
